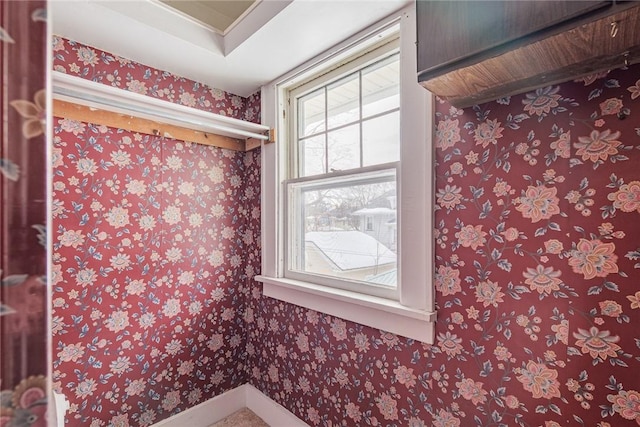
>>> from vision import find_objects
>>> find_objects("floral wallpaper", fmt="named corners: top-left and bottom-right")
top-left (53, 35), bottom-right (640, 427)
top-left (246, 64), bottom-right (640, 426)
top-left (51, 39), bottom-right (260, 426)
top-left (52, 37), bottom-right (260, 124)
top-left (0, 1), bottom-right (49, 427)
top-left (51, 125), bottom-right (257, 426)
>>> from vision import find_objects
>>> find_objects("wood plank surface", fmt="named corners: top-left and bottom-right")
top-left (420, 4), bottom-right (640, 107)
top-left (53, 99), bottom-right (248, 151)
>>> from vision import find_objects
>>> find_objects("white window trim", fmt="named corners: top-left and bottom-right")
top-left (256, 5), bottom-right (437, 344)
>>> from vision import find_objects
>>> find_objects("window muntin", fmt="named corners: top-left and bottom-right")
top-left (285, 41), bottom-right (400, 297)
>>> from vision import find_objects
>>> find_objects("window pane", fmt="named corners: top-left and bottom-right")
top-left (299, 89), bottom-right (325, 137)
top-left (288, 169), bottom-right (397, 287)
top-left (299, 135), bottom-right (326, 177)
top-left (363, 111), bottom-right (399, 166)
top-left (362, 54), bottom-right (399, 118)
top-left (327, 124), bottom-right (360, 172)
top-left (327, 73), bottom-right (359, 129)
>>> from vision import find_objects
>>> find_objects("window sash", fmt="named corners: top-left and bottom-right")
top-left (284, 38), bottom-right (402, 300)
top-left (284, 165), bottom-right (398, 300)
top-left (288, 39), bottom-right (400, 181)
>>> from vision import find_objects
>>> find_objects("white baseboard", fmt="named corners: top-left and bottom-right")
top-left (151, 386), bottom-right (245, 427)
top-left (151, 384), bottom-right (307, 427)
top-left (244, 384), bottom-right (307, 426)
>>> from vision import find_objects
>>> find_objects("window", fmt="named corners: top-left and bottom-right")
top-left (286, 40), bottom-right (399, 299)
top-left (257, 5), bottom-right (436, 344)
top-left (365, 216), bottom-right (374, 232)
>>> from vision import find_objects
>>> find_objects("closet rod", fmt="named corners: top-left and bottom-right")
top-left (52, 71), bottom-right (270, 142)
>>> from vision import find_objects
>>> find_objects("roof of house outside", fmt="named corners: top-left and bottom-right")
top-left (305, 230), bottom-right (396, 270)
top-left (352, 207), bottom-right (396, 216)
top-left (366, 268), bottom-right (397, 286)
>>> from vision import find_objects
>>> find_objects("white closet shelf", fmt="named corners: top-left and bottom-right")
top-left (51, 71), bottom-right (272, 151)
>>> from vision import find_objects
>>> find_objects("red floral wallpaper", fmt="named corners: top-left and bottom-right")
top-left (53, 36), bottom-right (640, 427)
top-left (246, 65), bottom-right (640, 426)
top-left (51, 124), bottom-right (259, 425)
top-left (51, 39), bottom-right (260, 426)
top-left (52, 37), bottom-right (261, 124)
top-left (0, 1), bottom-right (49, 426)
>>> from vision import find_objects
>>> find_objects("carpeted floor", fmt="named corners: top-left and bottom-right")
top-left (209, 408), bottom-right (270, 427)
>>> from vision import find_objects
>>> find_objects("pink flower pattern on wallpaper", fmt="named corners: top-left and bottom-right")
top-left (52, 36), bottom-right (260, 124)
top-left (52, 120), bottom-right (261, 425)
top-left (51, 37), bottom-right (263, 426)
top-left (52, 35), bottom-right (640, 426)
top-left (246, 65), bottom-right (640, 427)
top-left (0, 2), bottom-right (49, 427)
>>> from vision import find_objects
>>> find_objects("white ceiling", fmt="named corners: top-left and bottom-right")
top-left (50, 0), bottom-right (410, 98)
top-left (159, 0), bottom-right (258, 35)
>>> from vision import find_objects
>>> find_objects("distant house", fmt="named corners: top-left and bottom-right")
top-left (352, 206), bottom-right (397, 252)
top-left (304, 230), bottom-right (396, 281)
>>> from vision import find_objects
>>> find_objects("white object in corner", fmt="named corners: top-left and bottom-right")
top-left (150, 384), bottom-right (307, 427)
top-left (52, 391), bottom-right (70, 426)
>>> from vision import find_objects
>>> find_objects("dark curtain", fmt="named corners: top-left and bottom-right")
top-left (0, 1), bottom-right (48, 426)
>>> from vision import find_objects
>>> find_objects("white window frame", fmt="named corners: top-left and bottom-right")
top-left (256, 5), bottom-right (436, 344)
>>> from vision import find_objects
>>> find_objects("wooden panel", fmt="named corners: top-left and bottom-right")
top-left (53, 99), bottom-right (247, 151)
top-left (420, 4), bottom-right (640, 107)
top-left (416, 0), bottom-right (610, 75)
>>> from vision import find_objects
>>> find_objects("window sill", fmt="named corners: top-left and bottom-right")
top-left (255, 275), bottom-right (436, 344)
